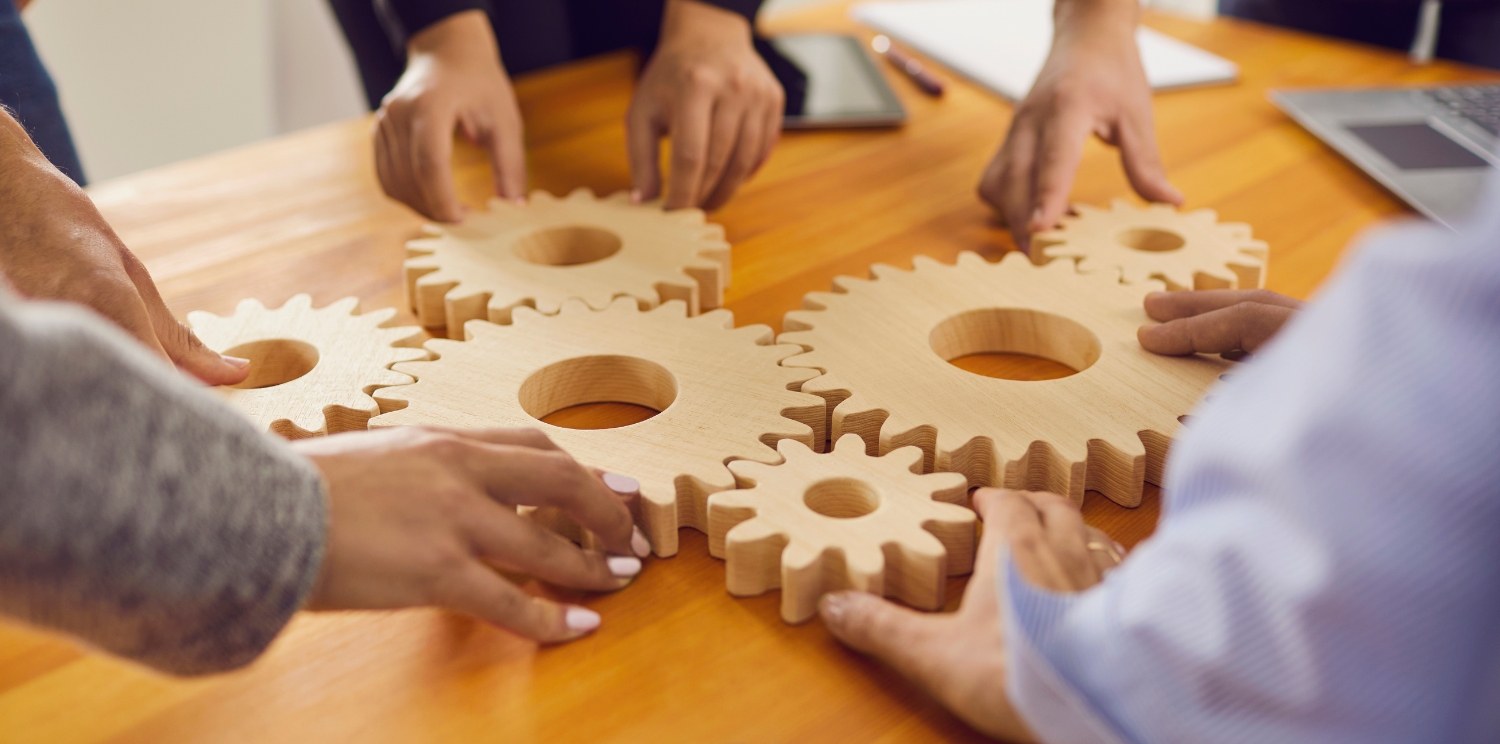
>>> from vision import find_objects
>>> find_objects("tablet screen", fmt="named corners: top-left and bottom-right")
top-left (759, 34), bottom-right (907, 129)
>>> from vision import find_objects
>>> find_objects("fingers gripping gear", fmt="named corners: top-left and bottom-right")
top-left (780, 252), bottom-right (1230, 507)
top-left (189, 295), bottom-right (427, 438)
top-left (369, 298), bottom-right (827, 556)
top-left (711, 435), bottom-right (976, 623)
top-left (1034, 200), bottom-right (1269, 291)
top-left (404, 188), bottom-right (731, 336)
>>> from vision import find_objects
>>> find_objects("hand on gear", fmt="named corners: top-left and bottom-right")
top-left (370, 297), bottom-right (827, 556)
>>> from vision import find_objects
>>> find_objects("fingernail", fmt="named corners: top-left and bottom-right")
top-left (608, 556), bottom-right (642, 578)
top-left (1028, 206), bottom-right (1045, 229)
top-left (221, 354), bottom-right (250, 369)
top-left (819, 592), bottom-right (852, 624)
top-left (631, 526), bottom-right (651, 558)
top-left (630, 189), bottom-right (643, 204)
top-left (602, 472), bottom-right (640, 494)
top-left (565, 606), bottom-right (601, 633)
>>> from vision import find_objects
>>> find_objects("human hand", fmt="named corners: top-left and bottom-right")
top-left (627, 0), bottom-right (784, 210)
top-left (818, 488), bottom-right (1121, 740)
top-left (297, 426), bottom-right (651, 642)
top-left (977, 0), bottom-right (1182, 252)
top-left (375, 10), bottom-right (526, 222)
top-left (0, 110), bottom-right (249, 386)
top-left (1138, 288), bottom-right (1303, 358)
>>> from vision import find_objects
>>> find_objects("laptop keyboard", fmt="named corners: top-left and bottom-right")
top-left (1424, 85), bottom-right (1500, 137)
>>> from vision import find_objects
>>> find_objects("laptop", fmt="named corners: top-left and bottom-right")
top-left (1272, 85), bottom-right (1500, 229)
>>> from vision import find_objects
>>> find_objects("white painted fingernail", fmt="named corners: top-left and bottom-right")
top-left (631, 526), bottom-right (651, 558)
top-left (565, 606), bottom-right (601, 633)
top-left (602, 472), bottom-right (640, 494)
top-left (608, 556), bottom-right (642, 578)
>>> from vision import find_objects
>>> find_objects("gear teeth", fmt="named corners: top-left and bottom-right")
top-left (953, 251), bottom-right (991, 270)
top-left (191, 296), bottom-right (425, 439)
top-left (707, 437), bottom-right (980, 622)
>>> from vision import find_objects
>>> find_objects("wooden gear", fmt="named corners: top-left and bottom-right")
top-left (709, 434), bottom-right (975, 623)
top-left (369, 298), bottom-right (827, 556)
top-left (189, 295), bottom-right (426, 438)
top-left (405, 188), bottom-right (731, 336)
top-left (780, 252), bottom-right (1231, 507)
top-left (1034, 200), bottom-right (1268, 291)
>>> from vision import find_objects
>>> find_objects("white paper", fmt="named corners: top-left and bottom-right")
top-left (851, 0), bottom-right (1239, 101)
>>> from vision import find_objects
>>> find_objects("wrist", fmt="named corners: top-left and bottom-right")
top-left (661, 0), bottom-right (753, 49)
top-left (1053, 0), bottom-right (1139, 42)
top-left (407, 9), bottom-right (500, 65)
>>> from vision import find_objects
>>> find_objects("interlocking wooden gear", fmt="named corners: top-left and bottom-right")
top-left (1034, 200), bottom-right (1268, 291)
top-left (189, 295), bottom-right (426, 439)
top-left (709, 434), bottom-right (975, 623)
top-left (404, 188), bottom-right (731, 336)
top-left (369, 298), bottom-right (827, 556)
top-left (780, 252), bottom-right (1231, 507)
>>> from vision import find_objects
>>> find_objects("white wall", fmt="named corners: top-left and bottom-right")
top-left (24, 0), bottom-right (366, 182)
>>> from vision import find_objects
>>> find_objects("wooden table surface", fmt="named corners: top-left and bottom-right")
top-left (3, 4), bottom-right (1497, 742)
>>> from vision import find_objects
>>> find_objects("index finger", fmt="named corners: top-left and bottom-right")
top-left (409, 112), bottom-right (464, 222)
top-left (1028, 109), bottom-right (1093, 234)
top-left (664, 92), bottom-right (715, 209)
top-left (1137, 301), bottom-right (1298, 356)
top-left (456, 442), bottom-right (636, 556)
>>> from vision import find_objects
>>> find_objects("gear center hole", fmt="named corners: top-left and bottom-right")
top-left (804, 478), bottom-right (880, 519)
top-left (1115, 227), bottom-right (1186, 253)
top-left (930, 308), bottom-right (1101, 381)
top-left (512, 226), bottom-right (623, 266)
top-left (520, 355), bottom-right (677, 430)
top-left (223, 339), bottom-right (320, 389)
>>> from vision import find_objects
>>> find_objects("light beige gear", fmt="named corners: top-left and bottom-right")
top-left (1033, 200), bottom-right (1268, 291)
top-left (189, 295), bottom-right (426, 439)
top-left (709, 434), bottom-right (975, 623)
top-left (369, 298), bottom-right (827, 556)
top-left (404, 188), bottom-right (731, 337)
top-left (779, 252), bottom-right (1231, 508)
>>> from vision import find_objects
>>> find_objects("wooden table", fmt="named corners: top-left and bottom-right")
top-left (3, 5), bottom-right (1496, 742)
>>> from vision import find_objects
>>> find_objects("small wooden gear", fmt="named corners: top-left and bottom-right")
top-left (404, 188), bottom-right (731, 336)
top-left (189, 295), bottom-right (426, 438)
top-left (1034, 200), bottom-right (1268, 290)
top-left (369, 298), bottom-right (827, 556)
top-left (780, 252), bottom-right (1230, 507)
top-left (709, 434), bottom-right (975, 623)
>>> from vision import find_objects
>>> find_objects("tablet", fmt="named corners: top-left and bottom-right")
top-left (758, 34), bottom-right (907, 129)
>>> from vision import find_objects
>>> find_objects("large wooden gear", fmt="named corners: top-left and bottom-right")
top-left (404, 188), bottom-right (731, 336)
top-left (1034, 200), bottom-right (1268, 291)
top-left (369, 298), bottom-right (827, 556)
top-left (780, 252), bottom-right (1231, 507)
top-left (709, 434), bottom-right (975, 623)
top-left (189, 295), bottom-right (426, 438)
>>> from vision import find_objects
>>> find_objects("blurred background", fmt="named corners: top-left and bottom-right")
top-left (22, 0), bottom-right (1214, 182)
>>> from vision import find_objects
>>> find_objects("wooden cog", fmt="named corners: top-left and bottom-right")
top-left (1034, 200), bottom-right (1269, 291)
top-left (779, 252), bottom-right (1231, 507)
top-left (369, 298), bottom-right (827, 556)
top-left (189, 295), bottom-right (426, 439)
top-left (710, 434), bottom-right (975, 623)
top-left (404, 188), bottom-right (731, 337)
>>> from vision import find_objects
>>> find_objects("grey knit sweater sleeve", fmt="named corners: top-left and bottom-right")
top-left (0, 289), bottom-right (327, 676)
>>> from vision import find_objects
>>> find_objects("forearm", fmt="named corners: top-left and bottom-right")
top-left (1053, 0), bottom-right (1139, 51)
top-left (0, 290), bottom-right (327, 675)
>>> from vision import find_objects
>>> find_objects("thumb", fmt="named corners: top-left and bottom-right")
top-left (160, 317), bottom-right (250, 386)
top-left (820, 591), bottom-right (952, 689)
top-left (119, 248), bottom-right (249, 386)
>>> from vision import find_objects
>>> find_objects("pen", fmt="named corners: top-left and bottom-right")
top-left (871, 34), bottom-right (945, 97)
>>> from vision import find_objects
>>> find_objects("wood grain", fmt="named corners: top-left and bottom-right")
top-left (3, 4), bottom-right (1497, 742)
